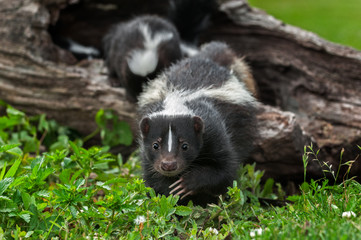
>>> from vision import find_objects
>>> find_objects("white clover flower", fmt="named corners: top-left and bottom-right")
top-left (250, 228), bottom-right (263, 238)
top-left (208, 227), bottom-right (219, 235)
top-left (86, 233), bottom-right (98, 240)
top-left (342, 211), bottom-right (356, 218)
top-left (331, 204), bottom-right (339, 210)
top-left (134, 215), bottom-right (146, 225)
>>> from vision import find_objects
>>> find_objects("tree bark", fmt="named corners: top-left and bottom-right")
top-left (0, 0), bottom-right (136, 134)
top-left (0, 0), bottom-right (360, 182)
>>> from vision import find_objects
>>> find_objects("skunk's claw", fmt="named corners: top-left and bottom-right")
top-left (169, 177), bottom-right (193, 199)
top-left (180, 190), bottom-right (193, 199)
top-left (169, 178), bottom-right (183, 189)
top-left (169, 177), bottom-right (184, 195)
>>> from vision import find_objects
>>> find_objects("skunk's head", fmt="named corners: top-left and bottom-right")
top-left (139, 115), bottom-right (204, 177)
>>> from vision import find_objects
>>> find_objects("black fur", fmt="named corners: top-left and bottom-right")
top-left (138, 43), bottom-right (257, 206)
top-left (168, 0), bottom-right (218, 44)
top-left (196, 41), bottom-right (237, 68)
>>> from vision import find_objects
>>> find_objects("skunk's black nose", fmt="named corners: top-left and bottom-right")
top-left (161, 161), bottom-right (177, 171)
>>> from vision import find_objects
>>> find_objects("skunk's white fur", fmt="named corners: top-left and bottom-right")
top-left (127, 24), bottom-right (174, 77)
top-left (67, 39), bottom-right (100, 60)
top-left (140, 74), bottom-right (256, 119)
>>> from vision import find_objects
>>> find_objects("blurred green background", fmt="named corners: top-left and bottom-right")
top-left (248, 0), bottom-right (361, 50)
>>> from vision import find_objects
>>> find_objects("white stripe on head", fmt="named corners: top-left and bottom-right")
top-left (139, 24), bottom-right (174, 49)
top-left (127, 23), bottom-right (174, 77)
top-left (168, 124), bottom-right (173, 152)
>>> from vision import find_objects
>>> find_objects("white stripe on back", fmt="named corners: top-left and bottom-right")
top-left (140, 73), bottom-right (256, 119)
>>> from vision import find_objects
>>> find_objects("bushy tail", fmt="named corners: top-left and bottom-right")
top-left (167, 0), bottom-right (217, 44)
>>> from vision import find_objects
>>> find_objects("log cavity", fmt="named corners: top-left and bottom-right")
top-left (47, 0), bottom-right (168, 62)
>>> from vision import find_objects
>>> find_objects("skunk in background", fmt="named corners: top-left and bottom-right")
top-left (103, 15), bottom-right (183, 100)
top-left (102, 0), bottom-right (217, 100)
top-left (138, 42), bottom-right (258, 206)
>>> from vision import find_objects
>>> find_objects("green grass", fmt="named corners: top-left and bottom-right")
top-left (1, 103), bottom-right (361, 239)
top-left (248, 0), bottom-right (361, 50)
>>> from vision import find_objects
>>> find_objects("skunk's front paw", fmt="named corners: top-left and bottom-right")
top-left (169, 177), bottom-right (194, 199)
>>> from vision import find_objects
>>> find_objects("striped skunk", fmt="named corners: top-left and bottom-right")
top-left (137, 42), bottom-right (258, 206)
top-left (102, 0), bottom-right (217, 100)
top-left (102, 15), bottom-right (183, 100)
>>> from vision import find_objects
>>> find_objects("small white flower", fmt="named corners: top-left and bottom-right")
top-left (342, 211), bottom-right (356, 218)
top-left (86, 236), bottom-right (98, 240)
top-left (250, 228), bottom-right (263, 238)
top-left (208, 227), bottom-right (219, 235)
top-left (134, 215), bottom-right (146, 225)
top-left (331, 204), bottom-right (339, 210)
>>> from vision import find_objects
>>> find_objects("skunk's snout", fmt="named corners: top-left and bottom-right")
top-left (161, 160), bottom-right (177, 171)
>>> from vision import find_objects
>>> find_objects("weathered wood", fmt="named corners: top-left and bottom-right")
top-left (252, 105), bottom-right (313, 182)
top-left (202, 0), bottom-right (361, 181)
top-left (0, 0), bottom-right (360, 182)
top-left (0, 0), bottom-right (136, 136)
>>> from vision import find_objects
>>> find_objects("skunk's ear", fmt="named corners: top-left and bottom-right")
top-left (140, 117), bottom-right (150, 137)
top-left (193, 116), bottom-right (204, 134)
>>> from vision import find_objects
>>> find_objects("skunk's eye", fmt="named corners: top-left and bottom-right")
top-left (152, 143), bottom-right (160, 150)
top-left (181, 143), bottom-right (189, 151)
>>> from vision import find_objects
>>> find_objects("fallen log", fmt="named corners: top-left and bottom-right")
top-left (0, 0), bottom-right (360, 182)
